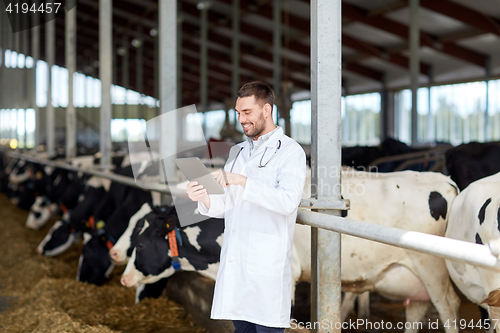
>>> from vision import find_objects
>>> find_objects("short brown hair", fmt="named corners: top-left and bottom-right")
top-left (237, 81), bottom-right (275, 112)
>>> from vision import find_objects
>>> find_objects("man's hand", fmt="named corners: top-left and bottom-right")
top-left (212, 170), bottom-right (247, 188)
top-left (186, 181), bottom-right (210, 209)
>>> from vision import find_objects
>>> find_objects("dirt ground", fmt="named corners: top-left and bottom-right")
top-left (0, 192), bottom-right (484, 333)
top-left (0, 193), bottom-right (207, 333)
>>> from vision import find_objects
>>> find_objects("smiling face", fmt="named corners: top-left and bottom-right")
top-left (235, 95), bottom-right (275, 140)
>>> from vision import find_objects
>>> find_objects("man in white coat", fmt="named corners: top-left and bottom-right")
top-left (186, 81), bottom-right (306, 333)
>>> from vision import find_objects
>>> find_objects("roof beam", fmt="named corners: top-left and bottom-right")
top-left (342, 2), bottom-right (489, 67)
top-left (343, 33), bottom-right (431, 75)
top-left (343, 63), bottom-right (384, 82)
top-left (420, 0), bottom-right (500, 37)
top-left (367, 1), bottom-right (407, 17)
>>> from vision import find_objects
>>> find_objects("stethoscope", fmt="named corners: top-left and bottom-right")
top-left (230, 140), bottom-right (282, 172)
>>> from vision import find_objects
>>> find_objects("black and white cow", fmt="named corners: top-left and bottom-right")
top-left (292, 170), bottom-right (460, 332)
top-left (445, 171), bottom-right (500, 332)
top-left (36, 176), bottom-right (111, 256)
top-left (120, 207), bottom-right (224, 288)
top-left (446, 141), bottom-right (500, 191)
top-left (342, 138), bottom-right (438, 172)
top-left (25, 155), bottom-right (97, 230)
top-left (76, 184), bottom-right (154, 286)
top-left (120, 169), bottom-right (460, 332)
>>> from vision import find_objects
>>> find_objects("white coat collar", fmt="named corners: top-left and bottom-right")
top-left (260, 126), bottom-right (284, 149)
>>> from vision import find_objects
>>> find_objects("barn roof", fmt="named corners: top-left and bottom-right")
top-left (36, 0), bottom-right (500, 107)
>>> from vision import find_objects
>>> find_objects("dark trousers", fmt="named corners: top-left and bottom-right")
top-left (233, 320), bottom-right (285, 333)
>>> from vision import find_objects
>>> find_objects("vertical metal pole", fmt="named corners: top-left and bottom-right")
top-left (0, 7), bottom-right (3, 69)
top-left (32, 13), bottom-right (40, 148)
top-left (410, 0), bottom-right (419, 146)
top-left (273, 0), bottom-right (281, 101)
top-left (136, 24), bottom-right (143, 118)
top-left (232, 0), bottom-right (240, 99)
top-left (200, 3), bottom-right (208, 118)
top-left (99, 0), bottom-right (112, 170)
top-left (380, 75), bottom-right (388, 142)
top-left (485, 57), bottom-right (491, 142)
top-left (0, 10), bottom-right (3, 142)
top-left (122, 34), bottom-right (129, 119)
top-left (153, 15), bottom-right (159, 102)
top-left (22, 27), bottom-right (28, 149)
top-left (176, 8), bottom-right (182, 109)
top-left (310, 1), bottom-right (342, 332)
top-left (427, 67), bottom-right (433, 142)
top-left (66, 5), bottom-right (77, 158)
top-left (159, 0), bottom-right (177, 189)
top-left (14, 17), bottom-right (20, 53)
top-left (46, 19), bottom-right (55, 156)
top-left (342, 87), bottom-right (348, 145)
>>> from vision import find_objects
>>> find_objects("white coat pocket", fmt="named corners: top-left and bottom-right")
top-left (246, 230), bottom-right (285, 277)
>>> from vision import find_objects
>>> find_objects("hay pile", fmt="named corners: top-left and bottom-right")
top-left (0, 193), bottom-right (206, 333)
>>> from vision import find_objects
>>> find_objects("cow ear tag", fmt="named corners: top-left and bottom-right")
top-left (96, 220), bottom-right (105, 229)
top-left (166, 223), bottom-right (170, 229)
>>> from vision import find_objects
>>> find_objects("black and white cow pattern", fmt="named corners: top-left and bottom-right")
top-left (120, 207), bottom-right (224, 287)
top-left (76, 185), bottom-right (154, 285)
top-left (445, 171), bottom-right (500, 333)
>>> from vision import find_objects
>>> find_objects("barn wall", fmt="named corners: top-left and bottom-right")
top-left (35, 105), bottom-right (160, 147)
top-left (0, 67), bottom-right (35, 110)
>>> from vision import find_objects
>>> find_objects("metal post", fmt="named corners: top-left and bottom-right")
top-left (273, 0), bottom-right (281, 101)
top-left (0, 10), bottom-right (3, 142)
top-left (427, 67), bottom-right (433, 142)
top-left (410, 0), bottom-right (419, 146)
top-left (485, 57), bottom-right (491, 142)
top-left (153, 16), bottom-right (159, 102)
top-left (122, 34), bottom-right (129, 119)
top-left (310, 1), bottom-right (342, 332)
top-left (22, 27), bottom-right (28, 149)
top-left (46, 19), bottom-right (55, 156)
top-left (176, 8), bottom-right (182, 109)
top-left (232, 0), bottom-right (240, 99)
top-left (159, 0), bottom-right (177, 193)
top-left (14, 15), bottom-right (20, 53)
top-left (99, 0), bottom-right (112, 170)
top-left (66, 5), bottom-right (77, 158)
top-left (0, 7), bottom-right (3, 69)
top-left (136, 24), bottom-right (143, 118)
top-left (200, 2), bottom-right (209, 117)
top-left (32, 13), bottom-right (40, 148)
top-left (380, 75), bottom-right (388, 142)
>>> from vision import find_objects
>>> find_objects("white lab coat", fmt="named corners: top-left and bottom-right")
top-left (198, 127), bottom-right (306, 328)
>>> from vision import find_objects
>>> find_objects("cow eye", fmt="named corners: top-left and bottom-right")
top-left (137, 242), bottom-right (144, 250)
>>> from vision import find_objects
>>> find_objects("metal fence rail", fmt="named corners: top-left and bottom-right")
top-left (297, 208), bottom-right (500, 272)
top-left (8, 152), bottom-right (186, 197)
top-left (9, 150), bottom-right (500, 273)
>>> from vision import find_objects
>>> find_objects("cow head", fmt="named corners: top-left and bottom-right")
top-left (109, 202), bottom-right (155, 265)
top-left (36, 220), bottom-right (76, 256)
top-left (77, 231), bottom-right (115, 286)
top-left (26, 196), bottom-right (57, 230)
top-left (121, 207), bottom-right (178, 288)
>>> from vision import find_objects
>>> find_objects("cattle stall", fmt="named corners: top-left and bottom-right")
top-left (2, 0), bottom-right (500, 332)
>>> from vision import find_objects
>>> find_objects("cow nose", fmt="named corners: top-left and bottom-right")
top-left (34, 212), bottom-right (41, 219)
top-left (36, 247), bottom-right (43, 256)
top-left (120, 276), bottom-right (127, 287)
top-left (110, 250), bottom-right (118, 260)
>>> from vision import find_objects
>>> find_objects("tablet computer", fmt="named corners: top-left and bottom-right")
top-left (174, 157), bottom-right (225, 195)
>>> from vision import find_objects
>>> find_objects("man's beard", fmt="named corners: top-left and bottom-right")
top-left (243, 114), bottom-right (266, 139)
